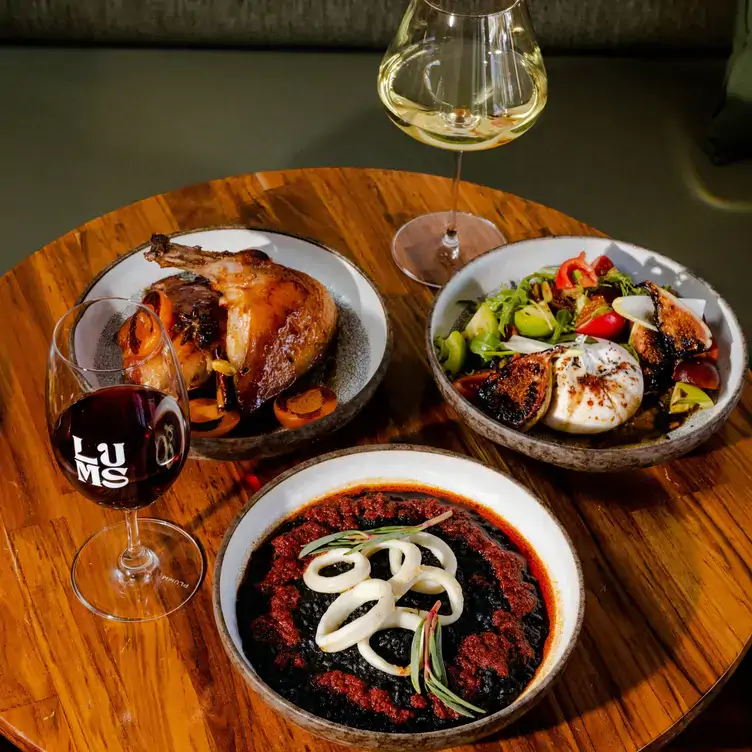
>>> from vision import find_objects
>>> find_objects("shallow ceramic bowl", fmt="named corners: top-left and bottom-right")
top-left (213, 445), bottom-right (585, 751)
top-left (80, 226), bottom-right (391, 461)
top-left (427, 236), bottom-right (748, 472)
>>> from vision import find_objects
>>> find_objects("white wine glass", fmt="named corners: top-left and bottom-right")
top-left (378, 0), bottom-right (547, 287)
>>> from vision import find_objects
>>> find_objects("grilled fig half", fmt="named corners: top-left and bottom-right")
top-left (477, 349), bottom-right (561, 431)
top-left (629, 322), bottom-right (672, 393)
top-left (641, 281), bottom-right (712, 358)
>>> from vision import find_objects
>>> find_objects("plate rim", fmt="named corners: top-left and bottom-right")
top-left (426, 234), bottom-right (748, 465)
top-left (211, 443), bottom-right (586, 747)
top-left (76, 225), bottom-right (394, 455)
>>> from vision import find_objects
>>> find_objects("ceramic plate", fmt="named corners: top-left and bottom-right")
top-left (428, 236), bottom-right (747, 472)
top-left (213, 445), bottom-right (585, 750)
top-left (80, 227), bottom-right (391, 460)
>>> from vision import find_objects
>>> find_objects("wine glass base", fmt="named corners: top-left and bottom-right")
top-left (71, 518), bottom-right (204, 622)
top-left (392, 211), bottom-right (506, 288)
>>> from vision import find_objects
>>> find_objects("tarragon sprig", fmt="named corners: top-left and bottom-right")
top-left (410, 601), bottom-right (486, 718)
top-left (297, 510), bottom-right (453, 559)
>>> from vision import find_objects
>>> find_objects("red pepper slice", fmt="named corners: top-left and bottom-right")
top-left (575, 310), bottom-right (627, 340)
top-left (555, 252), bottom-right (599, 290)
top-left (591, 255), bottom-right (614, 276)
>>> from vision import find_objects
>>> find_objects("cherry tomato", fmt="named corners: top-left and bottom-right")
top-left (274, 386), bottom-right (338, 429)
top-left (555, 252), bottom-right (599, 290)
top-left (672, 359), bottom-right (720, 391)
top-left (575, 310), bottom-right (627, 340)
top-left (591, 255), bottom-right (614, 276)
top-left (452, 370), bottom-right (494, 401)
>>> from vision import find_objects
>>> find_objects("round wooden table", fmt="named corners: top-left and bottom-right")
top-left (0, 168), bottom-right (750, 752)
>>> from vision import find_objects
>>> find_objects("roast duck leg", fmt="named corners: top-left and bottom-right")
top-left (121, 234), bottom-right (338, 416)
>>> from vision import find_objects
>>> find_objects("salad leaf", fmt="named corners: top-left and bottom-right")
top-left (600, 268), bottom-right (646, 297)
top-left (469, 332), bottom-right (515, 362)
top-left (547, 309), bottom-right (575, 344)
top-left (485, 286), bottom-right (528, 337)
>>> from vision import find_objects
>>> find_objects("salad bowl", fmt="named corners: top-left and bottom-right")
top-left (427, 236), bottom-right (747, 472)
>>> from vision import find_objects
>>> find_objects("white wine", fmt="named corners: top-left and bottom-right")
top-left (378, 0), bottom-right (546, 287)
top-left (378, 42), bottom-right (547, 152)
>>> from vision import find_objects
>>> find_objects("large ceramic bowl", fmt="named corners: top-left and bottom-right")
top-left (213, 445), bottom-right (585, 750)
top-left (427, 236), bottom-right (748, 472)
top-left (79, 226), bottom-right (391, 461)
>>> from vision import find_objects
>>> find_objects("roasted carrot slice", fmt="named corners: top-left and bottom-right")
top-left (142, 288), bottom-right (175, 329)
top-left (274, 386), bottom-right (338, 430)
top-left (117, 310), bottom-right (162, 363)
top-left (190, 397), bottom-right (223, 423)
top-left (192, 411), bottom-right (241, 438)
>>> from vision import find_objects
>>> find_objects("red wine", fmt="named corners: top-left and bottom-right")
top-left (51, 385), bottom-right (189, 510)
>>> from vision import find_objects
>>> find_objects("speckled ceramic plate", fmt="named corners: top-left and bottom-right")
top-left (428, 236), bottom-right (748, 472)
top-left (79, 227), bottom-right (392, 461)
top-left (213, 445), bottom-right (585, 750)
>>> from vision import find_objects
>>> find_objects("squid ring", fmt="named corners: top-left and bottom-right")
top-left (303, 549), bottom-right (371, 594)
top-left (356, 607), bottom-right (423, 676)
top-left (363, 540), bottom-right (422, 598)
top-left (389, 533), bottom-right (458, 595)
top-left (316, 579), bottom-right (395, 652)
top-left (413, 566), bottom-right (464, 626)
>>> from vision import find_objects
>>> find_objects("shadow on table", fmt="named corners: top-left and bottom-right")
top-left (184, 360), bottom-right (708, 735)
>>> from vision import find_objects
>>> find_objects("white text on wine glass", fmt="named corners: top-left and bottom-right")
top-left (72, 436), bottom-right (129, 489)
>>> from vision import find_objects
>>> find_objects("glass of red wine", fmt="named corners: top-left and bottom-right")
top-left (46, 298), bottom-right (203, 622)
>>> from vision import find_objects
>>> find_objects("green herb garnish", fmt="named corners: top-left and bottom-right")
top-left (485, 285), bottom-right (528, 337)
top-left (410, 601), bottom-right (486, 718)
top-left (298, 510), bottom-right (453, 559)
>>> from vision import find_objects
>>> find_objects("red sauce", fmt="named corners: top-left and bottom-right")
top-left (285, 484), bottom-right (555, 630)
top-left (350, 484), bottom-right (556, 636)
top-left (452, 613), bottom-right (535, 696)
top-left (313, 671), bottom-right (414, 724)
top-left (238, 484), bottom-right (553, 733)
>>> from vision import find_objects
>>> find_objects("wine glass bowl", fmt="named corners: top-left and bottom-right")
top-left (378, 0), bottom-right (547, 287)
top-left (46, 298), bottom-right (204, 621)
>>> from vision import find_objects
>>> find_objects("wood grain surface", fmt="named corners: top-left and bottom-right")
top-left (0, 167), bottom-right (750, 752)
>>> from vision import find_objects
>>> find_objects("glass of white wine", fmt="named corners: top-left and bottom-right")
top-left (378, 0), bottom-right (547, 288)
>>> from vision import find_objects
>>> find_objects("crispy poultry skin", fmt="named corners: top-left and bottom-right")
top-left (145, 234), bottom-right (338, 413)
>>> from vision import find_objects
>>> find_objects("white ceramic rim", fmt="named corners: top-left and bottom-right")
top-left (212, 444), bottom-right (586, 743)
top-left (428, 235), bottom-right (748, 456)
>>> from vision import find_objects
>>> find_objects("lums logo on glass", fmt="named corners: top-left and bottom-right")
top-left (72, 436), bottom-right (129, 488)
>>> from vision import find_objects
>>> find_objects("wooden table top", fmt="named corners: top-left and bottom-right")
top-left (0, 167), bottom-right (750, 752)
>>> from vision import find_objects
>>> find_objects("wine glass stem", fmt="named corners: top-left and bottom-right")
top-left (443, 151), bottom-right (464, 257)
top-left (120, 509), bottom-right (154, 573)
